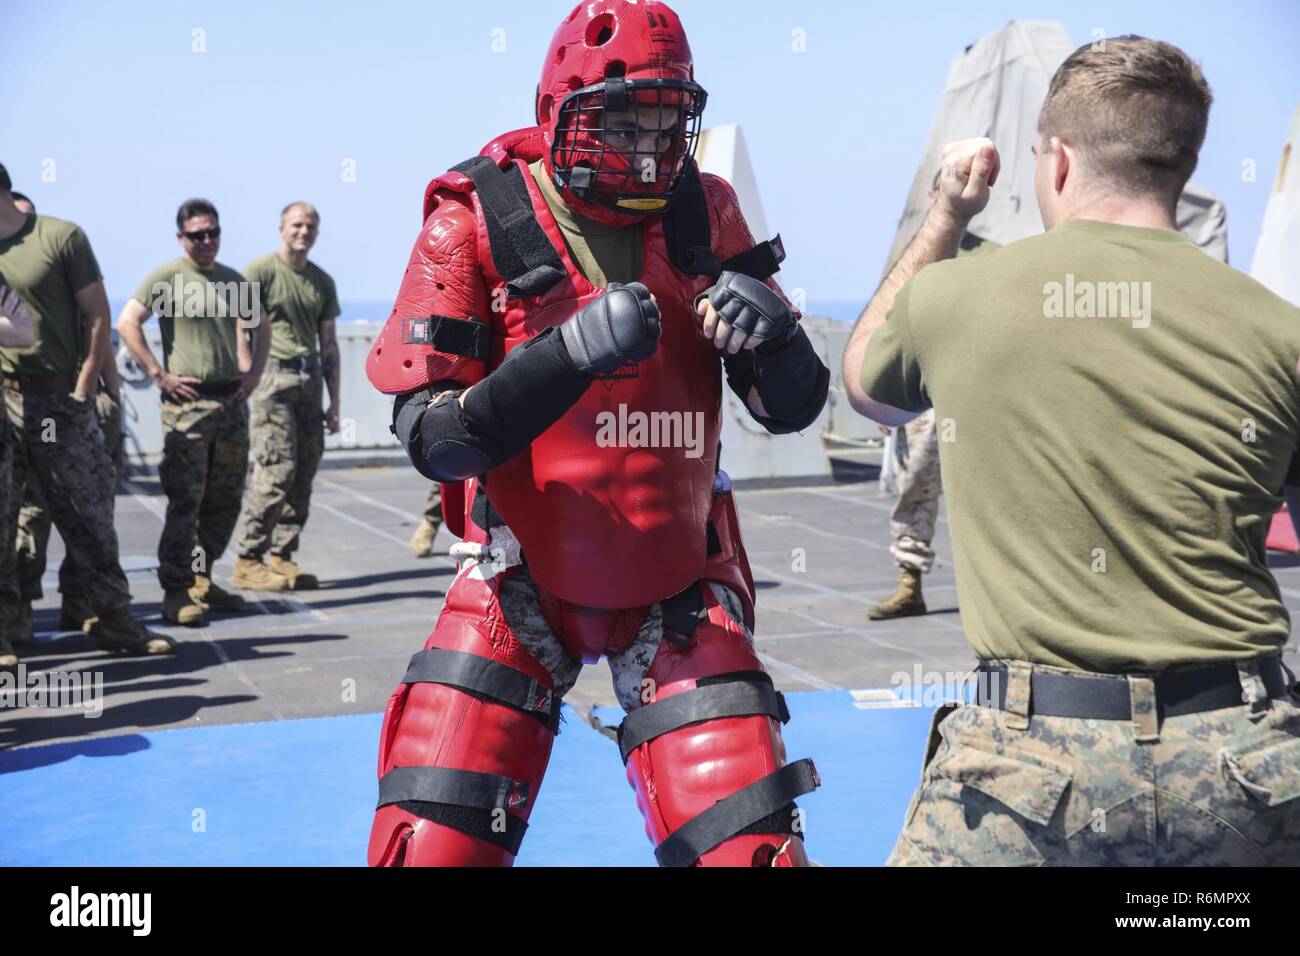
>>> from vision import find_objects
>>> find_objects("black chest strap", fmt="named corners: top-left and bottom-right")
top-left (452, 156), bottom-right (567, 299)
top-left (663, 161), bottom-right (786, 282)
top-left (452, 154), bottom-right (784, 301)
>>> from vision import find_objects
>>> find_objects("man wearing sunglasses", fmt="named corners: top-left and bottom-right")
top-left (118, 199), bottom-right (270, 628)
top-left (0, 162), bottom-right (174, 656)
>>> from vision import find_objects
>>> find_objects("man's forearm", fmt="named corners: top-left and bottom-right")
top-left (99, 333), bottom-right (121, 394)
top-left (322, 342), bottom-right (340, 406)
top-left (842, 207), bottom-right (966, 420)
top-left (119, 319), bottom-right (163, 380)
top-left (76, 312), bottom-right (110, 397)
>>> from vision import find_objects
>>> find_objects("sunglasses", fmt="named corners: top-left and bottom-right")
top-left (182, 227), bottom-right (221, 242)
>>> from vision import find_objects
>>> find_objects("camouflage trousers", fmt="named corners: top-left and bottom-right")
top-left (887, 658), bottom-right (1300, 866)
top-left (158, 396), bottom-right (249, 590)
top-left (236, 365), bottom-right (324, 559)
top-left (0, 389), bottom-right (132, 616)
top-left (15, 387), bottom-right (125, 602)
top-left (451, 524), bottom-right (756, 710)
top-left (889, 409), bottom-right (941, 573)
top-left (423, 484), bottom-right (442, 525)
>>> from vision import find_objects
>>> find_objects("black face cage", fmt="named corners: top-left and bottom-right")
top-left (551, 77), bottom-right (707, 213)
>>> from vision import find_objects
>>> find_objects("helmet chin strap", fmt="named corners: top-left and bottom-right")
top-left (544, 154), bottom-right (654, 228)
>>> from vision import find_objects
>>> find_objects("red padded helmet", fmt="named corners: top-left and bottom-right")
top-left (536, 1), bottom-right (707, 226)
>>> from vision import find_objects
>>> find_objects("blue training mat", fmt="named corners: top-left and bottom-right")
top-left (0, 690), bottom-right (934, 866)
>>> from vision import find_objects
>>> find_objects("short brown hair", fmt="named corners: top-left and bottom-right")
top-left (280, 201), bottom-right (320, 225)
top-left (1038, 36), bottom-right (1212, 200)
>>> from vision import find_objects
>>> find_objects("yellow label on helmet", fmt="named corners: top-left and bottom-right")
top-left (617, 197), bottom-right (669, 211)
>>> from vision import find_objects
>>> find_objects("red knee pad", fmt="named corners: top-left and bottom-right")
top-left (622, 587), bottom-right (819, 866)
top-left (369, 568), bottom-right (559, 866)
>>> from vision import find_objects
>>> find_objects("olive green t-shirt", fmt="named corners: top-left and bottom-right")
top-left (244, 253), bottom-right (340, 360)
top-left (0, 214), bottom-right (102, 379)
top-left (859, 218), bottom-right (1300, 672)
top-left (132, 257), bottom-right (246, 382)
top-left (528, 159), bottom-right (642, 286)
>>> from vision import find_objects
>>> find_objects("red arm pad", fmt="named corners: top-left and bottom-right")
top-left (366, 187), bottom-right (491, 395)
top-left (699, 172), bottom-right (800, 320)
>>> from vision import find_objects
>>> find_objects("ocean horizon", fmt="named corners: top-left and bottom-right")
top-left (106, 298), bottom-right (864, 326)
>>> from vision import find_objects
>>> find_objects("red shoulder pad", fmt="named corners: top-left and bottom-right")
top-left (699, 172), bottom-right (800, 318)
top-left (366, 188), bottom-right (490, 396)
top-left (422, 170), bottom-right (473, 223)
top-left (480, 126), bottom-right (546, 166)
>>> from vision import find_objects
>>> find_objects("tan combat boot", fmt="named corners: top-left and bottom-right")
top-left (162, 588), bottom-right (208, 627)
top-left (867, 568), bottom-right (927, 620)
top-left (409, 517), bottom-right (441, 558)
top-left (90, 608), bottom-right (179, 655)
top-left (265, 554), bottom-right (319, 590)
top-left (191, 573), bottom-right (247, 612)
top-left (232, 556), bottom-right (292, 592)
top-left (60, 592), bottom-right (96, 632)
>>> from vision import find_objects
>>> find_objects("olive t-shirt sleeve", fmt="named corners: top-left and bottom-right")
top-left (857, 278), bottom-right (930, 412)
top-left (132, 265), bottom-right (165, 312)
top-left (61, 227), bottom-right (102, 293)
top-left (244, 258), bottom-right (272, 314)
top-left (321, 275), bottom-right (341, 323)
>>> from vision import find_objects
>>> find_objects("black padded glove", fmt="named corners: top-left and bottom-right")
top-left (695, 270), bottom-right (796, 351)
top-left (558, 281), bottom-right (661, 376)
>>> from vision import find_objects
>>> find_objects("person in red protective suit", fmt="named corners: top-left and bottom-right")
top-left (365, 0), bottom-right (830, 867)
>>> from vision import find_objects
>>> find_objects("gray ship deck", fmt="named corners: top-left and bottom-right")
top-left (3, 451), bottom-right (1298, 751)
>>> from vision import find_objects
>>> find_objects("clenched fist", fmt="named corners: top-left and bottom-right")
top-left (558, 281), bottom-right (661, 376)
top-left (934, 137), bottom-right (1000, 226)
top-left (695, 271), bottom-right (796, 355)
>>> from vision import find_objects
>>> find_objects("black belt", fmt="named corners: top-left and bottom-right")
top-left (2, 373), bottom-right (76, 394)
top-left (975, 656), bottom-right (1296, 720)
top-left (161, 380), bottom-right (240, 403)
top-left (271, 355), bottom-right (320, 371)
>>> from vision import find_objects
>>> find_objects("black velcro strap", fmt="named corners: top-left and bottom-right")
top-left (663, 160), bottom-right (722, 277)
top-left (452, 156), bottom-right (566, 299)
top-left (402, 648), bottom-right (561, 734)
top-left (379, 765), bottom-right (530, 813)
top-left (653, 759), bottom-right (820, 868)
top-left (618, 680), bottom-right (790, 763)
top-left (394, 799), bottom-right (528, 855)
top-left (720, 234), bottom-right (786, 282)
top-left (401, 315), bottom-right (491, 361)
top-left (381, 766), bottom-right (532, 856)
top-left (604, 76), bottom-right (628, 111)
top-left (470, 482), bottom-right (503, 537)
top-left (663, 160), bottom-right (787, 282)
top-left (661, 582), bottom-right (707, 645)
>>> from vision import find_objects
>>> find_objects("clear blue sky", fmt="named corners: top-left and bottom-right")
top-left (4, 0), bottom-right (1297, 309)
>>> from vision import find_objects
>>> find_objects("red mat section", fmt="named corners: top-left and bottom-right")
top-left (1267, 506), bottom-right (1300, 553)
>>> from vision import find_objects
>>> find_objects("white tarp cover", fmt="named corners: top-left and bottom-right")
top-left (1250, 103), bottom-right (1300, 304)
top-left (883, 20), bottom-right (1077, 270)
top-left (885, 20), bottom-right (1230, 270)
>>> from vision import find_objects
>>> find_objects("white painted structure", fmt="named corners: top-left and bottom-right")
top-left (1251, 103), bottom-right (1300, 305)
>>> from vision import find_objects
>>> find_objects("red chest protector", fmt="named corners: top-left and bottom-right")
top-left (442, 146), bottom-right (721, 609)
